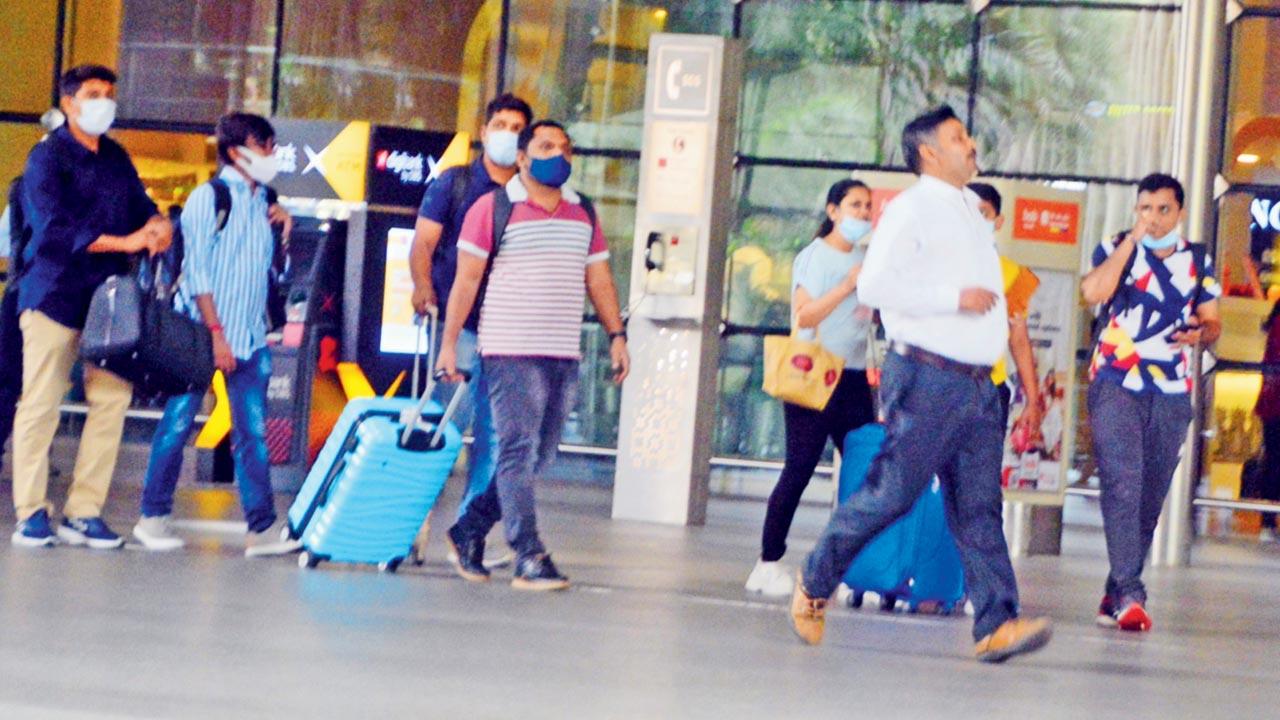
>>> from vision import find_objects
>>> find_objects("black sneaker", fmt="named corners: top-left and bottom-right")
top-left (512, 553), bottom-right (569, 592)
top-left (446, 525), bottom-right (490, 582)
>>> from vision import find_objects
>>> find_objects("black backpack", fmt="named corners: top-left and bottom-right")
top-left (165, 178), bottom-right (286, 331)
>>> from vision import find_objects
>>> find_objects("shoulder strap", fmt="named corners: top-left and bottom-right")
top-left (1100, 233), bottom-right (1138, 321)
top-left (449, 164), bottom-right (473, 221)
top-left (209, 178), bottom-right (233, 233)
top-left (578, 192), bottom-right (598, 233)
top-left (492, 187), bottom-right (514, 256)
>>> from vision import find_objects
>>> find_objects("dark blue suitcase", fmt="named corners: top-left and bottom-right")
top-left (837, 424), bottom-right (965, 612)
top-left (839, 424), bottom-right (919, 610)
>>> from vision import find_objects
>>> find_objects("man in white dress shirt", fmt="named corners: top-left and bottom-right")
top-left (787, 106), bottom-right (1052, 664)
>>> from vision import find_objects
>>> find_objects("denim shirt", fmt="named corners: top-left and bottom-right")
top-left (19, 126), bottom-right (157, 329)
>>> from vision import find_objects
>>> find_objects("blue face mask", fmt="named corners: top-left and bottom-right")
top-left (1141, 229), bottom-right (1179, 250)
top-left (529, 154), bottom-right (572, 188)
top-left (981, 218), bottom-right (997, 236)
top-left (838, 217), bottom-right (872, 243)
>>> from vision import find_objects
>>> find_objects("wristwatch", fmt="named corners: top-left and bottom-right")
top-left (608, 330), bottom-right (627, 342)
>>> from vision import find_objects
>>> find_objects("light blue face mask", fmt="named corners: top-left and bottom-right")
top-left (838, 217), bottom-right (872, 243)
top-left (981, 218), bottom-right (997, 236)
top-left (1141, 229), bottom-right (1179, 250)
top-left (484, 130), bottom-right (519, 167)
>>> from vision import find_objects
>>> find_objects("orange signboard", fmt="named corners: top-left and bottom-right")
top-left (1012, 197), bottom-right (1080, 245)
top-left (871, 188), bottom-right (902, 226)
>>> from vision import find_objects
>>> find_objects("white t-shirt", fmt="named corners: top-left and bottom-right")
top-left (791, 237), bottom-right (871, 369)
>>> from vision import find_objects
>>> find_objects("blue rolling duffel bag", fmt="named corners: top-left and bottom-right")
top-left (285, 312), bottom-right (466, 573)
top-left (837, 424), bottom-right (966, 613)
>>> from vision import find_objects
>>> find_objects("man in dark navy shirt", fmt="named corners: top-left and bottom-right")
top-left (409, 93), bottom-right (531, 573)
top-left (10, 65), bottom-right (171, 550)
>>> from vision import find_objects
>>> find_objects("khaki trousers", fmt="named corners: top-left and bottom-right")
top-left (11, 310), bottom-right (132, 521)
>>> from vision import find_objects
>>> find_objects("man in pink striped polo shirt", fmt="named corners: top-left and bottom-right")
top-left (437, 120), bottom-right (630, 591)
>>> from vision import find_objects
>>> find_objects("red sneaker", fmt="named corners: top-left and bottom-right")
top-left (1115, 600), bottom-right (1153, 632)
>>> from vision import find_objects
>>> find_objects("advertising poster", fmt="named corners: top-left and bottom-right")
top-left (1000, 269), bottom-right (1075, 494)
top-left (379, 228), bottom-right (418, 354)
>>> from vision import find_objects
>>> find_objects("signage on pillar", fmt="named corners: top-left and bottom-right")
top-left (366, 126), bottom-right (458, 208)
top-left (1011, 197), bottom-right (1080, 245)
top-left (270, 119), bottom-right (371, 202)
top-left (652, 45), bottom-right (714, 117)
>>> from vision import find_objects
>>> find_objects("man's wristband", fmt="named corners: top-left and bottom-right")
top-left (207, 324), bottom-right (223, 335)
top-left (608, 330), bottom-right (627, 342)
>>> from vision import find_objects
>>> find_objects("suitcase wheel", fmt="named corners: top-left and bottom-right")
top-left (280, 524), bottom-right (295, 542)
top-left (378, 557), bottom-right (403, 574)
top-left (879, 593), bottom-right (898, 612)
top-left (298, 550), bottom-right (321, 569)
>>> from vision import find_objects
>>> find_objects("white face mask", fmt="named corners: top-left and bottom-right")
top-left (484, 130), bottom-right (519, 167)
top-left (235, 146), bottom-right (280, 185)
top-left (75, 98), bottom-right (116, 137)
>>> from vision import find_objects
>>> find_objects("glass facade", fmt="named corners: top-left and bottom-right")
top-left (3, 0), bottom-right (1264, 510)
top-left (1201, 7), bottom-right (1280, 537)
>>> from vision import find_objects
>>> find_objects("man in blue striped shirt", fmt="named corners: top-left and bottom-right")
top-left (133, 113), bottom-right (296, 556)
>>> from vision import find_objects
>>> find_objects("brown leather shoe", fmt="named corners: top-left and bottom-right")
top-left (789, 573), bottom-right (827, 646)
top-left (974, 616), bottom-right (1053, 663)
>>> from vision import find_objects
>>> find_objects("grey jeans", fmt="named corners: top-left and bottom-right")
top-left (802, 352), bottom-right (1021, 641)
top-left (1088, 380), bottom-right (1194, 603)
top-left (452, 356), bottom-right (578, 560)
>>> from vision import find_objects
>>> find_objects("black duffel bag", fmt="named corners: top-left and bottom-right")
top-left (81, 256), bottom-right (214, 397)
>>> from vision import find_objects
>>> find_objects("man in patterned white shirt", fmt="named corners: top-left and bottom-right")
top-left (132, 112), bottom-right (295, 556)
top-left (437, 120), bottom-right (629, 591)
top-left (1081, 173), bottom-right (1221, 632)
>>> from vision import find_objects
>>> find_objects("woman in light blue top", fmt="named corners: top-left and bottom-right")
top-left (746, 178), bottom-right (876, 597)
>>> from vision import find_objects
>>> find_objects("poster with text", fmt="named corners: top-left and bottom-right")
top-left (1001, 269), bottom-right (1075, 494)
top-left (379, 228), bottom-right (419, 354)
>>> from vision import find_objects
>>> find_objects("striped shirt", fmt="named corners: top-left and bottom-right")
top-left (177, 167), bottom-right (273, 360)
top-left (457, 176), bottom-right (609, 359)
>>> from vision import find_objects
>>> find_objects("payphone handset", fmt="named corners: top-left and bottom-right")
top-left (643, 226), bottom-right (699, 296)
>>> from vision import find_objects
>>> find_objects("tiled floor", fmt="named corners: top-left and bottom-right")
top-left (1, 443), bottom-right (1278, 719)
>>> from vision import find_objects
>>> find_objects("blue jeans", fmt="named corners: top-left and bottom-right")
top-left (141, 347), bottom-right (276, 533)
top-left (803, 352), bottom-right (1021, 641)
top-left (438, 328), bottom-right (498, 520)
top-left (452, 356), bottom-right (578, 560)
top-left (1088, 380), bottom-right (1193, 604)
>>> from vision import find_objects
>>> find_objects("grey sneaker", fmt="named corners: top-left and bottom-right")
top-left (245, 521), bottom-right (302, 558)
top-left (132, 515), bottom-right (185, 551)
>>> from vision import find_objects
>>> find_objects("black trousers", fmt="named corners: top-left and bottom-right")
top-left (761, 369), bottom-right (874, 562)
top-left (1261, 419), bottom-right (1280, 530)
top-left (0, 286), bottom-right (21, 467)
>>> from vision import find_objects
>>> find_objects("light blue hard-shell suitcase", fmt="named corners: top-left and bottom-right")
top-left (285, 312), bottom-right (465, 572)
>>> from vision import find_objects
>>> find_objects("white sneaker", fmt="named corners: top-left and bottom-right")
top-left (245, 521), bottom-right (302, 558)
top-left (745, 559), bottom-right (794, 597)
top-left (132, 516), bottom-right (185, 551)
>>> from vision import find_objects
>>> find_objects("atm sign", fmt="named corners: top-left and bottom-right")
top-left (1012, 198), bottom-right (1080, 245)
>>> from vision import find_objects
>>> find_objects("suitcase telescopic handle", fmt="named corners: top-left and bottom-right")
top-left (400, 368), bottom-right (471, 448)
top-left (410, 307), bottom-right (439, 401)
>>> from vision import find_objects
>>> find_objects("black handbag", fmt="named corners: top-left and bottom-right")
top-left (81, 256), bottom-right (214, 397)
